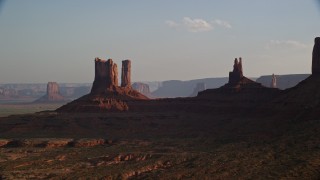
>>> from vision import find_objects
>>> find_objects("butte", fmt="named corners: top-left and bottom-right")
top-left (57, 58), bottom-right (148, 112)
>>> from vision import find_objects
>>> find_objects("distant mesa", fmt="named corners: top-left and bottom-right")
top-left (190, 82), bottom-right (206, 97)
top-left (0, 87), bottom-right (18, 99)
top-left (132, 82), bottom-right (153, 98)
top-left (256, 74), bottom-right (309, 90)
top-left (35, 82), bottom-right (68, 103)
top-left (57, 58), bottom-right (148, 112)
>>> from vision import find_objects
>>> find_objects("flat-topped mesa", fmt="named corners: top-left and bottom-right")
top-left (132, 82), bottom-right (150, 95)
top-left (312, 37), bottom-right (320, 75)
top-left (91, 58), bottom-right (118, 94)
top-left (228, 57), bottom-right (244, 84)
top-left (121, 60), bottom-right (131, 88)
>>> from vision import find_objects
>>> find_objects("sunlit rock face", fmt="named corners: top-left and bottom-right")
top-left (91, 58), bottom-right (118, 94)
top-left (57, 58), bottom-right (148, 113)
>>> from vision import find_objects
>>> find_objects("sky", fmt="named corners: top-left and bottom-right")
top-left (0, 0), bottom-right (319, 83)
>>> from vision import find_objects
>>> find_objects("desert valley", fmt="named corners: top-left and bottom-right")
top-left (0, 37), bottom-right (319, 179)
top-left (1, 1), bottom-right (320, 179)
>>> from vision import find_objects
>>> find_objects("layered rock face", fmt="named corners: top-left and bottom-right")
top-left (91, 58), bottom-right (118, 94)
top-left (228, 58), bottom-right (243, 84)
top-left (35, 82), bottom-right (67, 102)
top-left (270, 74), bottom-right (277, 88)
top-left (132, 82), bottom-right (151, 96)
top-left (121, 60), bottom-right (131, 88)
top-left (312, 37), bottom-right (320, 75)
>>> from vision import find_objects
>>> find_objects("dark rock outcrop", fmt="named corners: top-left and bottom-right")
top-left (121, 60), bottom-right (131, 88)
top-left (270, 38), bottom-right (320, 120)
top-left (91, 58), bottom-right (118, 94)
top-left (197, 58), bottom-right (280, 106)
top-left (229, 57), bottom-right (243, 84)
top-left (35, 82), bottom-right (67, 103)
top-left (312, 37), bottom-right (320, 74)
top-left (219, 58), bottom-right (268, 91)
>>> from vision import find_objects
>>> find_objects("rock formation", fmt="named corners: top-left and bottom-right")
top-left (91, 58), bottom-right (118, 94)
top-left (228, 57), bottom-right (243, 84)
top-left (198, 57), bottom-right (278, 97)
top-left (190, 82), bottom-right (206, 97)
top-left (270, 74), bottom-right (277, 88)
top-left (132, 82), bottom-right (151, 96)
top-left (35, 82), bottom-right (67, 103)
top-left (121, 60), bottom-right (131, 88)
top-left (57, 57), bottom-right (148, 112)
top-left (47, 82), bottom-right (59, 97)
top-left (312, 37), bottom-right (320, 74)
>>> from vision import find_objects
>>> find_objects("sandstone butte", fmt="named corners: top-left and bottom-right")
top-left (35, 82), bottom-right (68, 103)
top-left (57, 58), bottom-right (148, 112)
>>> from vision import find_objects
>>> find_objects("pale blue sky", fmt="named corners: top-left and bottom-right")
top-left (0, 0), bottom-right (319, 83)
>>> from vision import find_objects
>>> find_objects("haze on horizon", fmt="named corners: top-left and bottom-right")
top-left (0, 0), bottom-right (319, 83)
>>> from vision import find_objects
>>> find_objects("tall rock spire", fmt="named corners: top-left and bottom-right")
top-left (270, 74), bottom-right (277, 88)
top-left (121, 60), bottom-right (131, 88)
top-left (312, 37), bottom-right (320, 74)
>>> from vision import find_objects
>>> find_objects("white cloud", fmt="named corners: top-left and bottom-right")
top-left (212, 19), bottom-right (232, 29)
top-left (267, 40), bottom-right (308, 49)
top-left (182, 17), bottom-right (213, 32)
top-left (165, 17), bottom-right (231, 33)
